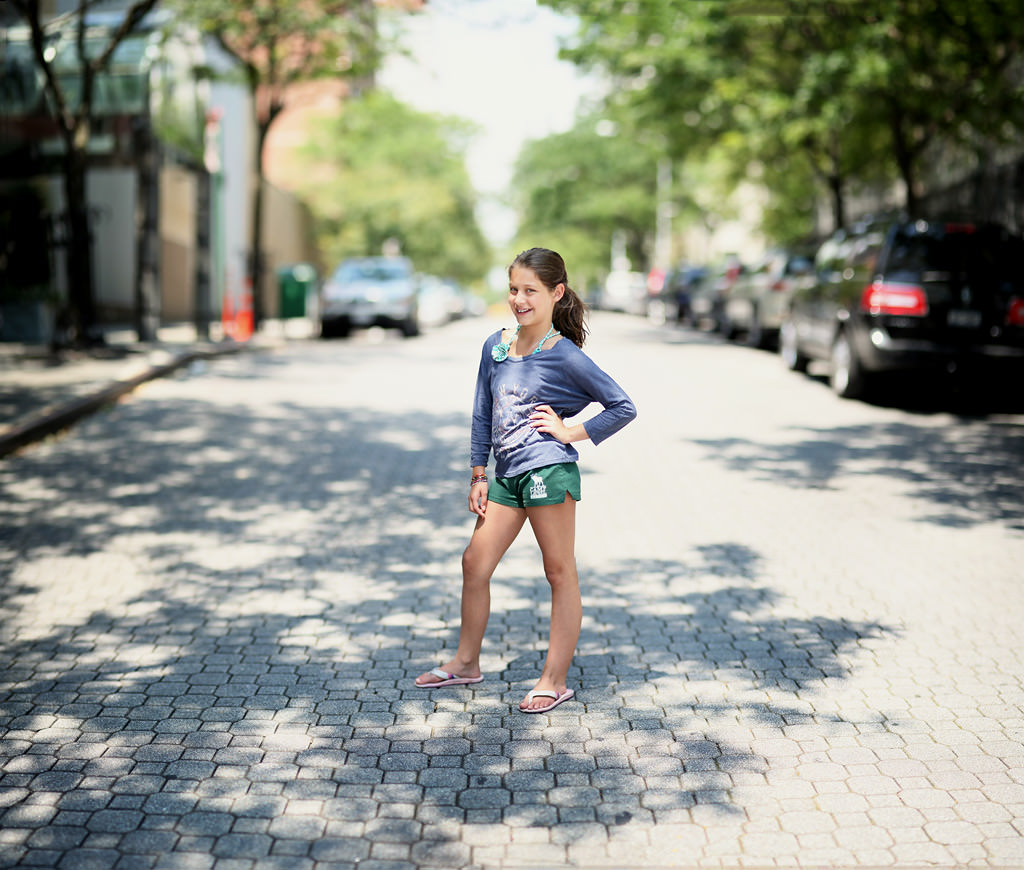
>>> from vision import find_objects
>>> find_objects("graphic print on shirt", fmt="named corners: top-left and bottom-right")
top-left (492, 382), bottom-right (538, 462)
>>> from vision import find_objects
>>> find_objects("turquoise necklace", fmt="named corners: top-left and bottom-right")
top-left (491, 324), bottom-right (558, 362)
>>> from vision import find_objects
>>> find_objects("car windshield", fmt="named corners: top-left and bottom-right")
top-left (784, 256), bottom-right (814, 276)
top-left (886, 230), bottom-right (1024, 284)
top-left (334, 260), bottom-right (410, 282)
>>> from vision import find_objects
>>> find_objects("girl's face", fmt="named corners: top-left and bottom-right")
top-left (508, 266), bottom-right (564, 326)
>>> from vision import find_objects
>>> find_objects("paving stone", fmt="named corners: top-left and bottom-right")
top-left (174, 813), bottom-right (234, 837)
top-left (118, 831), bottom-right (180, 854)
top-left (56, 847), bottom-right (123, 868)
top-left (309, 836), bottom-right (370, 862)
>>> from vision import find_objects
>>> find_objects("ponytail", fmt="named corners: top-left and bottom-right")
top-left (509, 247), bottom-right (589, 348)
top-left (553, 286), bottom-right (588, 348)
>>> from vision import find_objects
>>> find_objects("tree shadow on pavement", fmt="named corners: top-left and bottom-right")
top-left (694, 419), bottom-right (1024, 529)
top-left (0, 369), bottom-right (897, 867)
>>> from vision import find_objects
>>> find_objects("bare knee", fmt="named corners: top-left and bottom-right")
top-left (462, 544), bottom-right (492, 585)
top-left (543, 559), bottom-right (578, 589)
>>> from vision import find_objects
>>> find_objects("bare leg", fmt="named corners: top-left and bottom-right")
top-left (519, 496), bottom-right (580, 710)
top-left (416, 501), bottom-right (526, 685)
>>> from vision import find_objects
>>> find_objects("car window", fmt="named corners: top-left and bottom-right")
top-left (885, 236), bottom-right (931, 276)
top-left (784, 256), bottom-right (814, 276)
top-left (335, 260), bottom-right (410, 282)
top-left (843, 232), bottom-right (882, 272)
top-left (815, 237), bottom-right (848, 275)
top-left (885, 231), bottom-right (1024, 285)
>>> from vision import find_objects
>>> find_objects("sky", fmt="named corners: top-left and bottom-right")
top-left (378, 0), bottom-right (603, 246)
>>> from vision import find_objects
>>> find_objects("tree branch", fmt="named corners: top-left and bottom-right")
top-left (10, 0), bottom-right (75, 139)
top-left (93, 0), bottom-right (162, 70)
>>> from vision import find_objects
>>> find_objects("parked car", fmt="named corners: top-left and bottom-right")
top-left (320, 256), bottom-right (420, 338)
top-left (597, 270), bottom-right (649, 315)
top-left (460, 289), bottom-right (487, 318)
top-left (779, 218), bottom-right (1024, 399)
top-left (649, 265), bottom-right (707, 325)
top-left (416, 275), bottom-right (465, 329)
top-left (688, 256), bottom-right (745, 330)
top-left (721, 247), bottom-right (816, 348)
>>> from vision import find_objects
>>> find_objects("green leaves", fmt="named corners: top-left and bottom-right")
top-left (182, 0), bottom-right (378, 84)
top-left (297, 91), bottom-right (490, 284)
top-left (510, 113), bottom-right (662, 285)
top-left (540, 0), bottom-right (1024, 238)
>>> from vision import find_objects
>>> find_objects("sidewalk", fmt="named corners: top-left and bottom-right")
top-left (0, 319), bottom-right (311, 459)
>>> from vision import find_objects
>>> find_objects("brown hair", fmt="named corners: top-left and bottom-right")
top-left (508, 247), bottom-right (589, 348)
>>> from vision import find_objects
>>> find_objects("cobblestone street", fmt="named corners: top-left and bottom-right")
top-left (2, 312), bottom-right (1023, 869)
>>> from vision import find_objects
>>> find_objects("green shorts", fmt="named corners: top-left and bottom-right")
top-left (488, 462), bottom-right (581, 508)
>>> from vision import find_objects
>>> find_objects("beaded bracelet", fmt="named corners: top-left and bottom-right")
top-left (470, 474), bottom-right (488, 486)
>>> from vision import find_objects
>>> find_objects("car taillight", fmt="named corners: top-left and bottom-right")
top-left (860, 282), bottom-right (929, 316)
top-left (1008, 297), bottom-right (1024, 326)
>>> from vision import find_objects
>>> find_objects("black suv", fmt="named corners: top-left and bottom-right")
top-left (780, 218), bottom-right (1024, 399)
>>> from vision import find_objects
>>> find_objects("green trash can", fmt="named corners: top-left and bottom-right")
top-left (278, 264), bottom-right (317, 319)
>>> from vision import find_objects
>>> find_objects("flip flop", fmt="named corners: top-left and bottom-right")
top-left (519, 688), bottom-right (575, 714)
top-left (414, 667), bottom-right (484, 688)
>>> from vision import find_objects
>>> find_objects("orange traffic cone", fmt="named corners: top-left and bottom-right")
top-left (221, 288), bottom-right (236, 340)
top-left (235, 281), bottom-right (254, 341)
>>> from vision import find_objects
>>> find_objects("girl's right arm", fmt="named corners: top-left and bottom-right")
top-left (468, 338), bottom-right (495, 515)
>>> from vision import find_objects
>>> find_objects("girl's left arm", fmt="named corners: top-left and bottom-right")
top-left (530, 352), bottom-right (637, 445)
top-left (579, 382), bottom-right (637, 445)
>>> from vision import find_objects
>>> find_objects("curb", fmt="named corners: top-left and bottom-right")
top-left (0, 341), bottom-right (259, 459)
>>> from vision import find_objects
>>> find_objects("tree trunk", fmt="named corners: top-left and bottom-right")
top-left (249, 161), bottom-right (264, 328)
top-left (828, 172), bottom-right (846, 233)
top-left (899, 156), bottom-right (919, 217)
top-left (61, 144), bottom-right (97, 345)
top-left (827, 133), bottom-right (846, 232)
top-left (133, 113), bottom-right (160, 342)
top-left (889, 104), bottom-right (920, 216)
top-left (248, 118), bottom-right (271, 329)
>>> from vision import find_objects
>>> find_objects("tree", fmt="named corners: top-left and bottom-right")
top-left (542, 0), bottom-right (1024, 238)
top-left (538, 0), bottom-right (873, 236)
top-left (838, 0), bottom-right (1024, 214)
top-left (178, 0), bottom-right (424, 326)
top-left (510, 114), bottom-right (662, 287)
top-left (9, 0), bottom-right (161, 344)
top-left (764, 0), bottom-right (1024, 221)
top-left (712, 6), bottom-right (892, 233)
top-left (297, 91), bottom-right (490, 284)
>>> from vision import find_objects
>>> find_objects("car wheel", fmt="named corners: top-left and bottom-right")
top-left (779, 319), bottom-right (809, 372)
top-left (720, 314), bottom-right (739, 340)
top-left (831, 331), bottom-right (869, 399)
top-left (400, 316), bottom-right (420, 338)
top-left (749, 305), bottom-right (770, 345)
top-left (320, 319), bottom-right (350, 339)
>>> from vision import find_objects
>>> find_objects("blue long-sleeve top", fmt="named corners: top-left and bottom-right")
top-left (470, 329), bottom-right (637, 478)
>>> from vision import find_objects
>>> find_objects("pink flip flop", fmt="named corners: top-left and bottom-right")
top-left (415, 667), bottom-right (484, 688)
top-left (519, 688), bottom-right (575, 713)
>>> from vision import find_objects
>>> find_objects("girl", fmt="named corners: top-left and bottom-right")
top-left (415, 247), bottom-right (637, 713)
